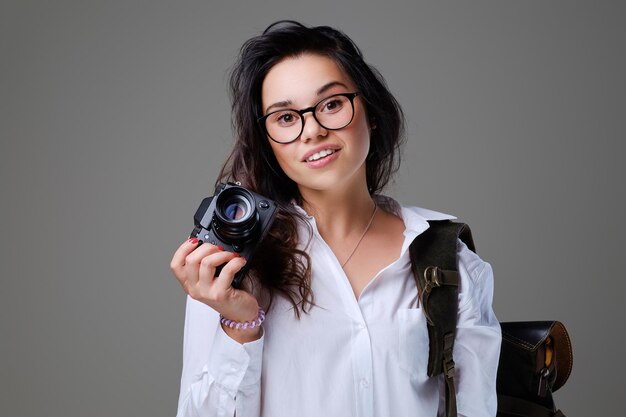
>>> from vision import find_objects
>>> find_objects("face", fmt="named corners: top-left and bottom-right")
top-left (261, 53), bottom-right (371, 196)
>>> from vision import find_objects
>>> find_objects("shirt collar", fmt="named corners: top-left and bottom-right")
top-left (369, 195), bottom-right (456, 255)
top-left (290, 195), bottom-right (455, 252)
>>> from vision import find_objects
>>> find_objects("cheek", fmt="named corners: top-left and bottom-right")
top-left (351, 115), bottom-right (372, 156)
top-left (268, 142), bottom-right (296, 173)
top-left (267, 140), bottom-right (283, 161)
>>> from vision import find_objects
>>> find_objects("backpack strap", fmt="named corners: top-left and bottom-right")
top-left (408, 220), bottom-right (475, 417)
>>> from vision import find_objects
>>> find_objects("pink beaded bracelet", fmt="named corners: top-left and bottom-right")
top-left (220, 308), bottom-right (266, 330)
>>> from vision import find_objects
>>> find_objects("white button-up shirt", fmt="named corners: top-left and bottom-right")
top-left (176, 198), bottom-right (501, 417)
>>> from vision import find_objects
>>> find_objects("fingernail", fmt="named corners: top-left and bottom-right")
top-left (216, 245), bottom-right (224, 251)
top-left (188, 237), bottom-right (198, 244)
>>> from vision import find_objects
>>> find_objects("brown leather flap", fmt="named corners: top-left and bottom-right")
top-left (550, 321), bottom-right (573, 391)
top-left (501, 321), bottom-right (573, 392)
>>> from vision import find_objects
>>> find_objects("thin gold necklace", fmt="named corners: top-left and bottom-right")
top-left (341, 204), bottom-right (378, 269)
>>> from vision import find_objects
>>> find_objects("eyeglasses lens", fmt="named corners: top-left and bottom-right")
top-left (265, 94), bottom-right (354, 143)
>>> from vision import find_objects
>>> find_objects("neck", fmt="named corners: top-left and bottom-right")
top-left (299, 182), bottom-right (376, 240)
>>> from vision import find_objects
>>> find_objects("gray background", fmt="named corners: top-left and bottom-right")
top-left (2, 1), bottom-right (624, 416)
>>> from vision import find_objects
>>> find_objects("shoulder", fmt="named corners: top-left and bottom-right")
top-left (375, 195), bottom-right (457, 241)
top-left (386, 194), bottom-right (498, 324)
top-left (374, 195), bottom-right (456, 221)
top-left (456, 238), bottom-right (487, 279)
top-left (388, 196), bottom-right (494, 313)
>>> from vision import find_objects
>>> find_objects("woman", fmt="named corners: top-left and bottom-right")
top-left (170, 20), bottom-right (501, 417)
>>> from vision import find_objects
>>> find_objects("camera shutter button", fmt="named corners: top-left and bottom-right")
top-left (259, 200), bottom-right (270, 210)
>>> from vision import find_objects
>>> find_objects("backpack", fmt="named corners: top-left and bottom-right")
top-left (408, 220), bottom-right (573, 417)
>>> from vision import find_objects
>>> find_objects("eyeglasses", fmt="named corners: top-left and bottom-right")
top-left (258, 92), bottom-right (360, 144)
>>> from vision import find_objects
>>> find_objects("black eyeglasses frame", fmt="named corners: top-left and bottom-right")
top-left (257, 92), bottom-right (361, 144)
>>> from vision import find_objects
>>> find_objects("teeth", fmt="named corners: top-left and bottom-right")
top-left (307, 149), bottom-right (335, 162)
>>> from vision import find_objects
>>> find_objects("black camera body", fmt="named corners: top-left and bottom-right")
top-left (190, 182), bottom-right (277, 288)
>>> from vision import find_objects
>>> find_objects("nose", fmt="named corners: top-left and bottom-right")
top-left (299, 111), bottom-right (327, 142)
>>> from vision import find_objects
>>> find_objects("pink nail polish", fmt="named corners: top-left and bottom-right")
top-left (188, 237), bottom-right (198, 245)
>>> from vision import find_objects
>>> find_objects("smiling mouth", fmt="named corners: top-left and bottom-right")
top-left (305, 149), bottom-right (337, 162)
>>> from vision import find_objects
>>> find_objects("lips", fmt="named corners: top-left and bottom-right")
top-left (306, 148), bottom-right (336, 162)
top-left (301, 145), bottom-right (341, 163)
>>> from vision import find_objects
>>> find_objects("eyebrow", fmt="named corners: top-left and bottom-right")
top-left (263, 81), bottom-right (350, 114)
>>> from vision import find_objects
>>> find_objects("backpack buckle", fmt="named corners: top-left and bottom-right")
top-left (444, 358), bottom-right (456, 379)
top-left (423, 266), bottom-right (441, 294)
top-left (443, 333), bottom-right (456, 379)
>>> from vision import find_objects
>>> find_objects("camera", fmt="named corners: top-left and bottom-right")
top-left (190, 182), bottom-right (278, 288)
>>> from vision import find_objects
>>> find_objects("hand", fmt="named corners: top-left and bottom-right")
top-left (170, 238), bottom-right (262, 343)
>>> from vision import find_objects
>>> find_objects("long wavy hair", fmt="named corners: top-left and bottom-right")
top-left (217, 20), bottom-right (405, 316)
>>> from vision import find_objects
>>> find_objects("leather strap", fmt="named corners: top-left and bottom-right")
top-left (443, 332), bottom-right (457, 417)
top-left (408, 221), bottom-right (475, 417)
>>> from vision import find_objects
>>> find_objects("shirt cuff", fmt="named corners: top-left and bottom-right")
top-left (208, 323), bottom-right (264, 394)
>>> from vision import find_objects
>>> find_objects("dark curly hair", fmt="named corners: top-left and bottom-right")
top-left (217, 20), bottom-right (405, 316)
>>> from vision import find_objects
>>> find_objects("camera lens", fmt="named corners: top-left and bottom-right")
top-left (223, 198), bottom-right (249, 221)
top-left (213, 187), bottom-right (259, 243)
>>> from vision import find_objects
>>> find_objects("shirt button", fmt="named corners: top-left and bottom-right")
top-left (360, 378), bottom-right (370, 388)
top-left (358, 323), bottom-right (366, 330)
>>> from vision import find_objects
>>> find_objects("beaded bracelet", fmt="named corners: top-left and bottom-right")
top-left (220, 308), bottom-right (266, 330)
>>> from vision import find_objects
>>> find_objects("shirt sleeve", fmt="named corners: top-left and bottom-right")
top-left (453, 239), bottom-right (501, 417)
top-left (176, 295), bottom-right (264, 417)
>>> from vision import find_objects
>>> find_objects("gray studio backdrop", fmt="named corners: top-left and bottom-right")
top-left (2, 1), bottom-right (624, 416)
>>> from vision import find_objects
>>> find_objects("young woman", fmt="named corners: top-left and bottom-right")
top-left (170, 20), bottom-right (501, 417)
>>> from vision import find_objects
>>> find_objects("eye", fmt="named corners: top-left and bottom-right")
top-left (269, 111), bottom-right (299, 127)
top-left (318, 96), bottom-right (347, 114)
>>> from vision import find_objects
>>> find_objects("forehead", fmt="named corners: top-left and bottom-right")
top-left (261, 53), bottom-right (355, 108)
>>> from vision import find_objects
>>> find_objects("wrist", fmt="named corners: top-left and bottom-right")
top-left (219, 308), bottom-right (265, 344)
top-left (220, 308), bottom-right (265, 330)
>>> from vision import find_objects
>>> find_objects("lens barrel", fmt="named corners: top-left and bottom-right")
top-left (212, 187), bottom-right (259, 243)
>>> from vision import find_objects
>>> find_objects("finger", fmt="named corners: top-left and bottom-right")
top-left (184, 242), bottom-right (225, 266)
top-left (170, 237), bottom-right (201, 274)
top-left (213, 256), bottom-right (248, 293)
top-left (197, 251), bottom-right (239, 286)
top-left (184, 244), bottom-right (225, 287)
